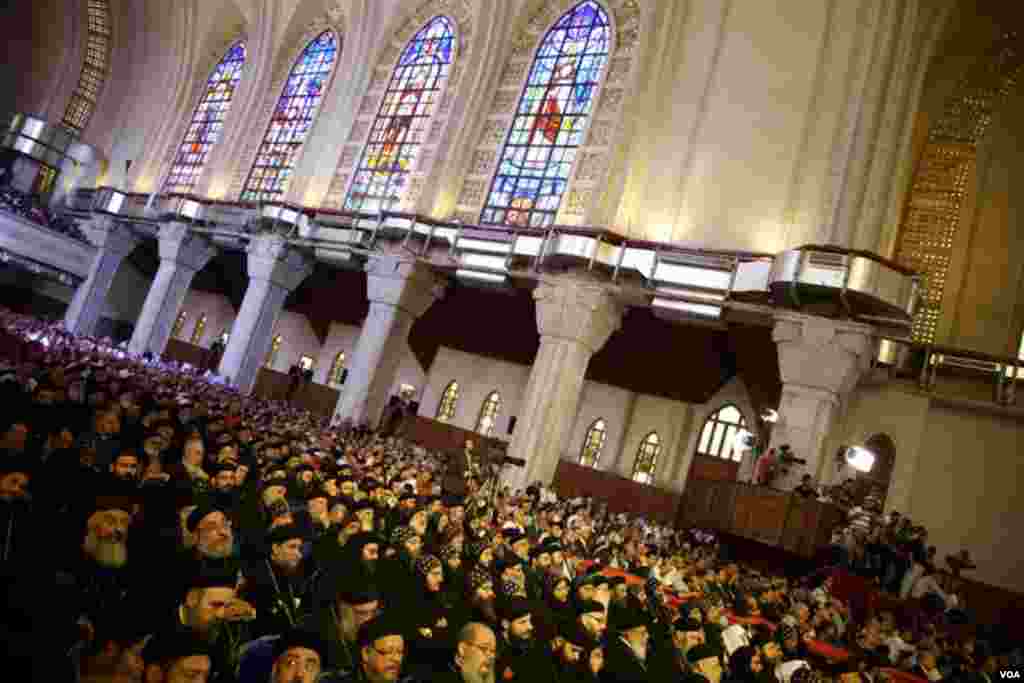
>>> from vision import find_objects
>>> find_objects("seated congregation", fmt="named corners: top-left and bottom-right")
top-left (0, 308), bottom-right (1017, 683)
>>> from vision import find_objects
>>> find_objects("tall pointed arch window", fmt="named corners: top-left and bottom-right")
top-left (579, 418), bottom-right (607, 467)
top-left (329, 351), bottom-right (347, 385)
top-left (265, 334), bottom-right (283, 368)
top-left (164, 42), bottom-right (247, 195)
top-left (345, 17), bottom-right (455, 212)
top-left (475, 391), bottom-right (502, 437)
top-left (436, 381), bottom-right (459, 422)
top-left (190, 314), bottom-right (208, 345)
top-left (481, 1), bottom-right (610, 228)
top-left (631, 432), bottom-right (661, 485)
top-left (436, 378), bottom-right (460, 421)
top-left (241, 31), bottom-right (338, 202)
top-left (171, 312), bottom-right (188, 340)
top-left (62, 1), bottom-right (111, 133)
top-left (696, 404), bottom-right (748, 462)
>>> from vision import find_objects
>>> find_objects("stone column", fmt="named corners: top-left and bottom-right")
top-left (769, 312), bottom-right (874, 490)
top-left (218, 235), bottom-right (313, 394)
top-left (333, 255), bottom-right (443, 428)
top-left (64, 215), bottom-right (139, 337)
top-left (127, 222), bottom-right (216, 356)
top-left (506, 277), bottom-right (623, 491)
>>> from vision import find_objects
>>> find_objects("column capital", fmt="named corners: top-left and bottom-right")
top-left (157, 221), bottom-right (217, 272)
top-left (534, 276), bottom-right (623, 354)
top-left (246, 234), bottom-right (314, 292)
top-left (83, 215), bottom-right (139, 257)
top-left (365, 254), bottom-right (445, 318)
top-left (772, 312), bottom-right (874, 397)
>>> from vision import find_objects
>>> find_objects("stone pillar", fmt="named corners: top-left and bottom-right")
top-left (64, 215), bottom-right (139, 337)
top-left (506, 277), bottom-right (623, 491)
top-left (769, 312), bottom-right (874, 490)
top-left (218, 235), bottom-right (313, 394)
top-left (127, 222), bottom-right (216, 356)
top-left (333, 255), bottom-right (442, 428)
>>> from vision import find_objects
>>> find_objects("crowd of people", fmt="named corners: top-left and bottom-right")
top-left (0, 307), bottom-right (1018, 683)
top-left (0, 184), bottom-right (90, 242)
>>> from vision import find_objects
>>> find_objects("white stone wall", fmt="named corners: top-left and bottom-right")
top-left (178, 290), bottom-right (237, 348)
top-left (419, 346), bottom-right (761, 486)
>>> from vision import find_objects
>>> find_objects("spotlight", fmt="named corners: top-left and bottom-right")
top-left (846, 446), bottom-right (875, 473)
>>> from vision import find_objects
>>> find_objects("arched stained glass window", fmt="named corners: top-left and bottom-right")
top-left (190, 314), bottom-right (207, 345)
top-left (481, 1), bottom-right (610, 228)
top-left (346, 17), bottom-right (455, 212)
top-left (436, 381), bottom-right (459, 422)
top-left (241, 31), bottom-right (338, 202)
top-left (63, 1), bottom-right (111, 133)
top-left (171, 312), bottom-right (188, 340)
top-left (632, 432), bottom-right (661, 485)
top-left (475, 391), bottom-right (501, 436)
top-left (579, 418), bottom-right (607, 467)
top-left (329, 351), bottom-right (347, 384)
top-left (696, 404), bottom-right (748, 462)
top-left (164, 43), bottom-right (247, 195)
top-left (265, 334), bottom-right (283, 368)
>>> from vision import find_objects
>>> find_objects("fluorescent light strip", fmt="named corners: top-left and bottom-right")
top-left (654, 261), bottom-right (733, 290)
top-left (457, 237), bottom-right (512, 254)
top-left (455, 269), bottom-right (507, 284)
top-left (462, 253), bottom-right (508, 271)
top-left (652, 297), bottom-right (721, 318)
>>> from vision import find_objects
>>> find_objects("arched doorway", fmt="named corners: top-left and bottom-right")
top-left (851, 433), bottom-right (896, 508)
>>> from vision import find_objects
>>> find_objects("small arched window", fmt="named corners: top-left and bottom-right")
top-left (436, 381), bottom-right (459, 422)
top-left (190, 314), bottom-right (207, 345)
top-left (329, 351), bottom-right (347, 385)
top-left (696, 404), bottom-right (748, 462)
top-left (241, 31), bottom-right (339, 201)
top-left (632, 432), bottom-right (661, 485)
top-left (164, 42), bottom-right (247, 195)
top-left (171, 312), bottom-right (188, 340)
top-left (579, 418), bottom-right (607, 468)
top-left (475, 391), bottom-right (502, 436)
top-left (265, 334), bottom-right (283, 369)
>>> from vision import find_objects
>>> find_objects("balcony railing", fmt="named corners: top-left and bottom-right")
top-left (62, 188), bottom-right (920, 330)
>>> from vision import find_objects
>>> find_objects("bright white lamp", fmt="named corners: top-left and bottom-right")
top-left (846, 446), bottom-right (876, 473)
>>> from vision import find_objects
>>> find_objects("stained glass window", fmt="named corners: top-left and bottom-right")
top-left (696, 404), bottom-right (748, 462)
top-left (346, 17), bottom-right (455, 212)
top-left (171, 312), bottom-right (188, 340)
top-left (164, 43), bottom-right (247, 195)
top-left (190, 314), bottom-right (207, 345)
top-left (632, 432), bottom-right (661, 485)
top-left (436, 381), bottom-right (459, 422)
top-left (329, 352), bottom-right (347, 385)
top-left (241, 31), bottom-right (338, 202)
top-left (481, 1), bottom-right (610, 228)
top-left (579, 418), bottom-right (607, 468)
top-left (475, 391), bottom-right (502, 436)
top-left (63, 1), bottom-right (111, 133)
top-left (265, 334), bottom-right (283, 368)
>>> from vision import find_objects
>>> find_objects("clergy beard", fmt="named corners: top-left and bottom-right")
top-left (84, 529), bottom-right (128, 568)
top-left (337, 604), bottom-right (358, 642)
top-left (362, 558), bottom-right (378, 575)
top-left (462, 667), bottom-right (496, 683)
